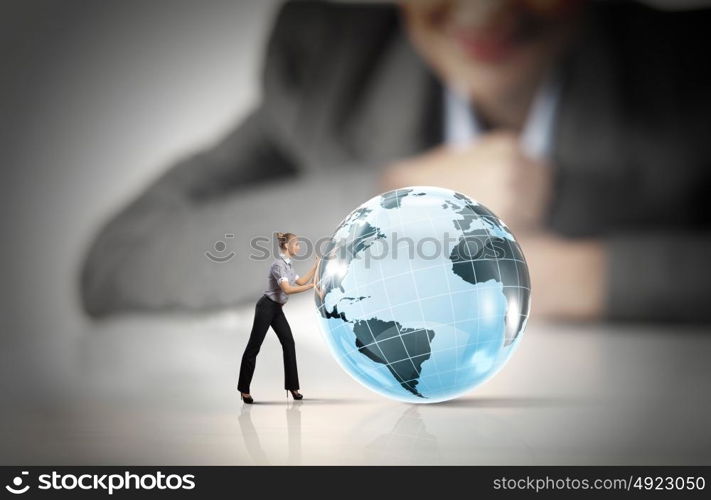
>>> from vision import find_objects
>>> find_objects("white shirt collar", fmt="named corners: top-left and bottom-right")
top-left (279, 252), bottom-right (291, 264)
top-left (443, 71), bottom-right (562, 161)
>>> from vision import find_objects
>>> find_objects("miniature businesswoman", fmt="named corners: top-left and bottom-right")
top-left (237, 232), bottom-right (318, 404)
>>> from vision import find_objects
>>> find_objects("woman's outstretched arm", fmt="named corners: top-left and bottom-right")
top-left (279, 281), bottom-right (314, 295)
top-left (295, 258), bottom-right (319, 286)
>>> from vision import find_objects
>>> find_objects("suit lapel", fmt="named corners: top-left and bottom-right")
top-left (339, 17), bottom-right (443, 166)
top-left (548, 4), bottom-right (632, 235)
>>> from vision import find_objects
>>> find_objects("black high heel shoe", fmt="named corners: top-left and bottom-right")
top-left (286, 389), bottom-right (303, 400)
top-left (240, 392), bottom-right (254, 404)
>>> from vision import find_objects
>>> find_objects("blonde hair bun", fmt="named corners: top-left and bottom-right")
top-left (275, 232), bottom-right (295, 250)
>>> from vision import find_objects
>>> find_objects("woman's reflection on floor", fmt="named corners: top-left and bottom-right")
top-left (238, 400), bottom-right (302, 465)
top-left (237, 397), bottom-right (535, 464)
top-left (286, 400), bottom-right (301, 465)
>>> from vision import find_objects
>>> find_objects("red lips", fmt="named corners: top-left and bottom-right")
top-left (452, 28), bottom-right (519, 63)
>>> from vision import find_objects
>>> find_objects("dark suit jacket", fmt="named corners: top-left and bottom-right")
top-left (79, 0), bottom-right (711, 322)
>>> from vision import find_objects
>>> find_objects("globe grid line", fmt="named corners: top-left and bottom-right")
top-left (333, 269), bottom-right (525, 394)
top-left (451, 207), bottom-right (484, 390)
top-left (338, 314), bottom-right (511, 359)
top-left (387, 198), bottom-right (445, 391)
top-left (340, 258), bottom-right (527, 288)
top-left (478, 213), bottom-right (528, 346)
top-left (345, 219), bottom-right (413, 391)
top-left (373, 239), bottom-right (434, 397)
top-left (341, 259), bottom-right (528, 315)
top-left (488, 216), bottom-right (515, 345)
top-left (342, 254), bottom-right (521, 388)
top-left (331, 283), bottom-right (529, 325)
top-left (345, 205), bottom-right (434, 396)
top-left (479, 215), bottom-right (506, 350)
top-left (426, 207), bottom-right (462, 388)
top-left (503, 234), bottom-right (524, 345)
top-left (337, 208), bottom-right (431, 396)
top-left (347, 337), bottom-right (503, 387)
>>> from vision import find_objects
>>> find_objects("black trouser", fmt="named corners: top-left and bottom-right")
top-left (237, 294), bottom-right (299, 393)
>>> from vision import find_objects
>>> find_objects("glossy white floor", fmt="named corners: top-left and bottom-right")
top-left (2, 293), bottom-right (710, 465)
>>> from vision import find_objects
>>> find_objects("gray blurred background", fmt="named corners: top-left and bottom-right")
top-left (1, 0), bottom-right (279, 405)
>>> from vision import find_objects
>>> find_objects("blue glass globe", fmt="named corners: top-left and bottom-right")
top-left (314, 186), bottom-right (530, 403)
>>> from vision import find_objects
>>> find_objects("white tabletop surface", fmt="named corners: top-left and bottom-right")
top-left (2, 293), bottom-right (710, 465)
